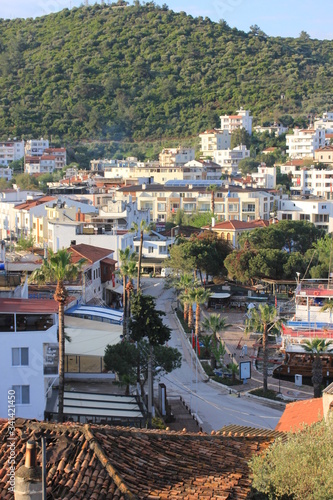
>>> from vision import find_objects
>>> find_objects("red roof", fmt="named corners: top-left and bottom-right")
top-left (0, 298), bottom-right (58, 314)
top-left (44, 148), bottom-right (66, 153)
top-left (14, 196), bottom-right (56, 210)
top-left (229, 115), bottom-right (242, 119)
top-left (275, 398), bottom-right (323, 433)
top-left (208, 219), bottom-right (269, 231)
top-left (69, 244), bottom-right (114, 264)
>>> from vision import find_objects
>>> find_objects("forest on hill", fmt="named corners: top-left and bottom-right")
top-left (0, 2), bottom-right (333, 143)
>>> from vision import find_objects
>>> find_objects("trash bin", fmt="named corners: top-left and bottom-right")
top-left (295, 374), bottom-right (302, 386)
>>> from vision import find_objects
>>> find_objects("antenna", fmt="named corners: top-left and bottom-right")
top-left (85, 0), bottom-right (89, 6)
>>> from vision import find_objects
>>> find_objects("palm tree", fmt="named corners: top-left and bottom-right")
top-left (30, 249), bottom-right (85, 422)
top-left (119, 247), bottom-right (136, 338)
top-left (245, 304), bottom-right (280, 394)
top-left (301, 338), bottom-right (333, 398)
top-left (206, 184), bottom-right (218, 215)
top-left (321, 300), bottom-right (333, 324)
top-left (131, 220), bottom-right (150, 291)
top-left (176, 273), bottom-right (196, 322)
top-left (202, 314), bottom-right (230, 368)
top-left (180, 288), bottom-right (196, 330)
top-left (193, 287), bottom-right (211, 337)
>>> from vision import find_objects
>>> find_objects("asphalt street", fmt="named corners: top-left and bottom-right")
top-left (141, 277), bottom-right (284, 433)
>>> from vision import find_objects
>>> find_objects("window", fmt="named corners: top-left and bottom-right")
top-left (159, 246), bottom-right (167, 254)
top-left (148, 246), bottom-right (154, 254)
top-left (12, 348), bottom-right (29, 366)
top-left (157, 203), bottom-right (166, 212)
top-left (12, 385), bottom-right (30, 404)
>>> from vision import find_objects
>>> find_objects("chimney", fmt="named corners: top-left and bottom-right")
top-left (76, 207), bottom-right (81, 222)
top-left (211, 217), bottom-right (215, 228)
top-left (15, 441), bottom-right (42, 500)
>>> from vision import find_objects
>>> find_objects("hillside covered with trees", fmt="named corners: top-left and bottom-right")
top-left (1, 2), bottom-right (333, 143)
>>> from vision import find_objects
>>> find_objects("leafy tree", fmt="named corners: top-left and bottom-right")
top-left (129, 292), bottom-right (171, 346)
top-left (238, 158), bottom-right (260, 176)
top-left (245, 304), bottom-right (280, 394)
top-left (13, 173), bottom-right (38, 190)
top-left (16, 233), bottom-right (35, 251)
top-left (230, 128), bottom-right (251, 149)
top-left (301, 338), bottom-right (333, 398)
top-left (104, 339), bottom-right (181, 395)
top-left (168, 242), bottom-right (196, 277)
top-left (250, 419), bottom-right (333, 500)
top-left (307, 234), bottom-right (333, 279)
top-left (29, 249), bottom-right (85, 422)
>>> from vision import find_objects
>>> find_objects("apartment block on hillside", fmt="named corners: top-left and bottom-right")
top-left (0, 140), bottom-right (24, 166)
top-left (286, 128), bottom-right (325, 159)
top-left (220, 108), bottom-right (253, 135)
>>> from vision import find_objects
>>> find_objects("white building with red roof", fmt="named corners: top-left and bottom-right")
top-left (203, 219), bottom-right (270, 248)
top-left (220, 108), bottom-right (253, 135)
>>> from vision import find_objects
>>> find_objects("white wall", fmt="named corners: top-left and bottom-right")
top-left (0, 323), bottom-right (57, 420)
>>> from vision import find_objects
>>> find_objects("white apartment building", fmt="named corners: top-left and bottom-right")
top-left (91, 157), bottom-right (139, 172)
top-left (0, 298), bottom-right (59, 420)
top-left (159, 147), bottom-right (195, 167)
top-left (24, 155), bottom-right (56, 174)
top-left (314, 112), bottom-right (333, 134)
top-left (289, 167), bottom-right (333, 198)
top-left (220, 108), bottom-right (253, 135)
top-left (24, 138), bottom-right (49, 157)
top-left (133, 231), bottom-right (175, 260)
top-left (0, 189), bottom-right (44, 240)
top-left (44, 148), bottom-right (67, 170)
top-left (199, 129), bottom-right (231, 156)
top-left (0, 167), bottom-right (12, 181)
top-left (278, 197), bottom-right (333, 233)
top-left (253, 124), bottom-right (288, 137)
top-left (286, 128), bottom-right (325, 159)
top-left (0, 140), bottom-right (24, 166)
top-left (251, 164), bottom-right (276, 189)
top-left (213, 145), bottom-right (250, 174)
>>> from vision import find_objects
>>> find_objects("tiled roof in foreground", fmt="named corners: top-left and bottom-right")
top-left (0, 419), bottom-right (277, 499)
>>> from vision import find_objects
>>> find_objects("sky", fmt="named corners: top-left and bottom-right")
top-left (0, 0), bottom-right (332, 40)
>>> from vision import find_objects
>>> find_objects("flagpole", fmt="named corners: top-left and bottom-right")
top-left (190, 329), bottom-right (193, 413)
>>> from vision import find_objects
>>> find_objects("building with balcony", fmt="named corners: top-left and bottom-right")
top-left (199, 129), bottom-right (231, 157)
top-left (251, 164), bottom-right (276, 189)
top-left (159, 147), bottom-right (195, 167)
top-left (24, 155), bottom-right (56, 174)
top-left (253, 124), bottom-right (288, 137)
top-left (0, 140), bottom-right (24, 166)
top-left (0, 167), bottom-right (12, 181)
top-left (0, 298), bottom-right (59, 420)
top-left (314, 111), bottom-right (333, 134)
top-left (44, 148), bottom-right (67, 170)
top-left (213, 145), bottom-right (250, 174)
top-left (24, 138), bottom-right (49, 157)
top-left (220, 108), bottom-right (253, 135)
top-left (286, 129), bottom-right (325, 159)
top-left (277, 197), bottom-right (333, 233)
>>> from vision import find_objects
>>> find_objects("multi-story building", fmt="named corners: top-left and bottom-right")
top-left (205, 219), bottom-right (270, 248)
top-left (251, 164), bottom-right (276, 189)
top-left (220, 108), bottom-right (253, 135)
top-left (44, 148), bottom-right (67, 170)
top-left (0, 188), bottom-right (44, 240)
top-left (277, 197), bottom-right (333, 233)
top-left (315, 146), bottom-right (333, 165)
top-left (0, 140), bottom-right (24, 166)
top-left (286, 129), bottom-right (325, 159)
top-left (24, 138), bottom-right (49, 157)
top-left (213, 145), bottom-right (250, 174)
top-left (314, 112), bottom-right (333, 134)
top-left (115, 183), bottom-right (277, 224)
top-left (199, 129), bottom-right (231, 156)
top-left (159, 147), bottom-right (195, 167)
top-left (0, 297), bottom-right (59, 420)
top-left (24, 155), bottom-right (56, 174)
top-left (288, 166), bottom-right (333, 198)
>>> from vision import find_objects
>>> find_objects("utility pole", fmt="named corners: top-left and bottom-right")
top-left (147, 345), bottom-right (153, 428)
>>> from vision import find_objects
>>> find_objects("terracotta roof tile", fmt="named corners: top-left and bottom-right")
top-left (275, 398), bottom-right (323, 433)
top-left (69, 244), bottom-right (114, 264)
top-left (14, 196), bottom-right (56, 210)
top-left (0, 420), bottom-right (277, 499)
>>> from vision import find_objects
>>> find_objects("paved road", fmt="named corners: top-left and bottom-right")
top-left (141, 278), bottom-right (284, 433)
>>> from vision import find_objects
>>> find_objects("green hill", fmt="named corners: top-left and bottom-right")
top-left (0, 3), bottom-right (333, 143)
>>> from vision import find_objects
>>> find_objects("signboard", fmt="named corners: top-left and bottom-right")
top-left (239, 361), bottom-right (251, 381)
